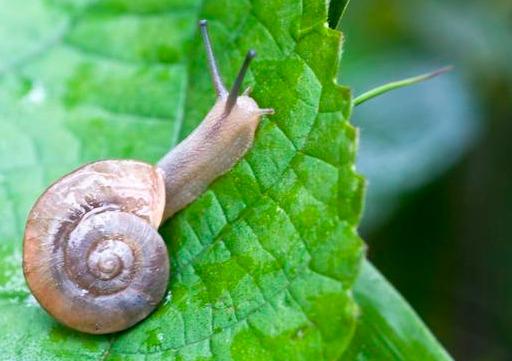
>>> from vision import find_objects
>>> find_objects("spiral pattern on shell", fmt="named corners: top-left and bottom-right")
top-left (23, 160), bottom-right (169, 334)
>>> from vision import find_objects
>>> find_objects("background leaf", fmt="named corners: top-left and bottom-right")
top-left (342, 261), bottom-right (453, 361)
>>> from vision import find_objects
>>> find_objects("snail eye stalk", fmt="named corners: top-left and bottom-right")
top-left (225, 49), bottom-right (257, 115)
top-left (199, 19), bottom-right (227, 97)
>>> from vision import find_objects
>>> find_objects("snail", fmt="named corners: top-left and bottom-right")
top-left (22, 20), bottom-right (274, 335)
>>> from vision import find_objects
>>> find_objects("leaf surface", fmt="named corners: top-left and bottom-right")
top-left (0, 0), bottom-right (365, 360)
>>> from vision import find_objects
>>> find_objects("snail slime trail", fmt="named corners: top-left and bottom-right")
top-left (22, 20), bottom-right (274, 335)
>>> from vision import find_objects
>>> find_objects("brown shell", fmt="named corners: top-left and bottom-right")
top-left (23, 160), bottom-right (169, 334)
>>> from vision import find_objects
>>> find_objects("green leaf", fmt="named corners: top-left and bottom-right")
top-left (0, 0), bottom-right (456, 359)
top-left (341, 261), bottom-right (454, 361)
top-left (0, 0), bottom-right (366, 359)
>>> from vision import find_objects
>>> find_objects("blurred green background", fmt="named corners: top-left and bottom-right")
top-left (338, 0), bottom-right (512, 359)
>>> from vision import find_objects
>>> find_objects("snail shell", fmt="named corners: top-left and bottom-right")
top-left (23, 160), bottom-right (169, 334)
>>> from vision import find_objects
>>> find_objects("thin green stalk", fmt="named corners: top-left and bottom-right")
top-left (335, 0), bottom-right (351, 30)
top-left (353, 66), bottom-right (453, 106)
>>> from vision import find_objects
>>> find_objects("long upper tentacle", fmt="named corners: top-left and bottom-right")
top-left (199, 20), bottom-right (227, 97)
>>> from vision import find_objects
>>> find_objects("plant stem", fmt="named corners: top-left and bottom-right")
top-left (335, 0), bottom-right (351, 30)
top-left (353, 66), bottom-right (453, 107)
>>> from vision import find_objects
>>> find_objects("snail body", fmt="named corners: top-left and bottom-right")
top-left (22, 21), bottom-right (273, 334)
